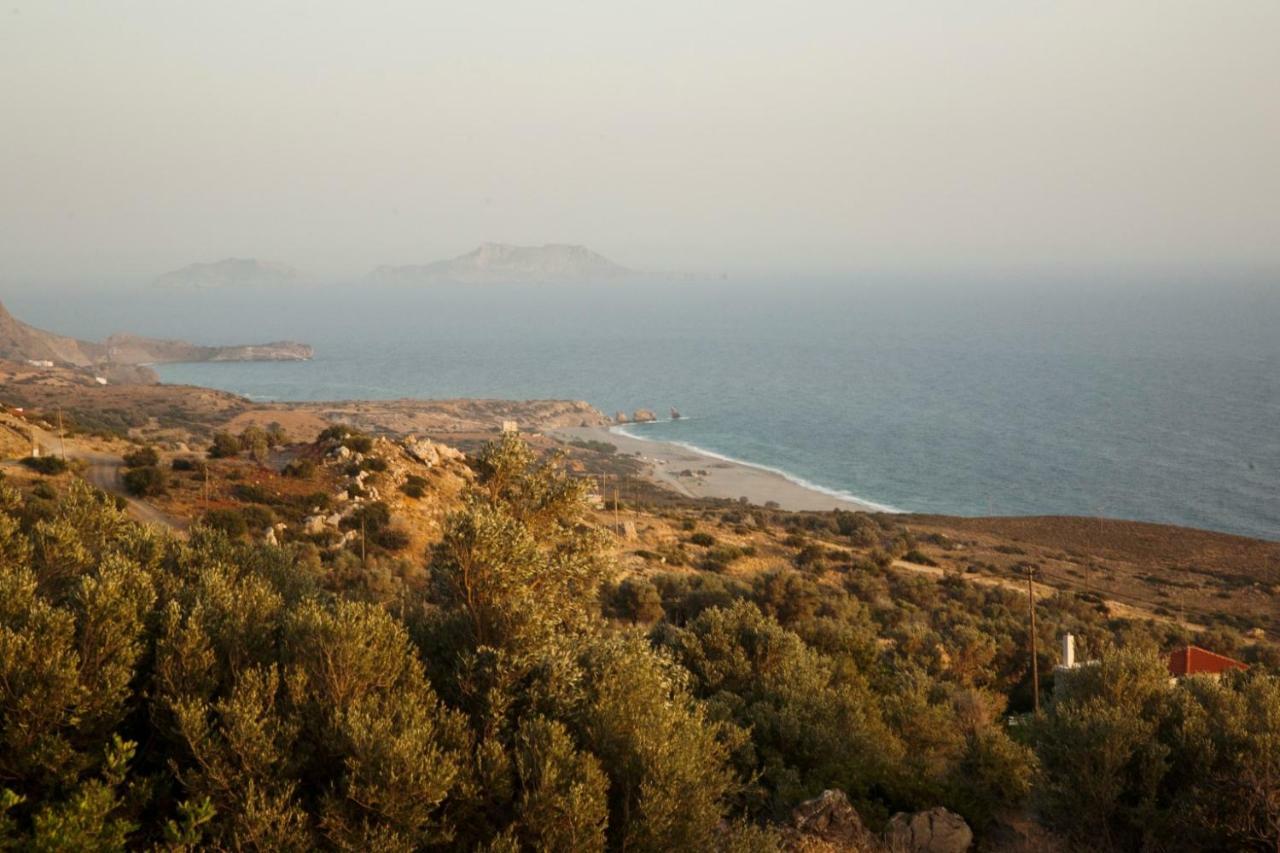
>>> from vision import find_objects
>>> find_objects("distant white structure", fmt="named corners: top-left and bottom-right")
top-left (501, 420), bottom-right (518, 434)
top-left (94, 376), bottom-right (108, 385)
top-left (27, 359), bottom-right (54, 368)
top-left (1055, 632), bottom-right (1097, 675)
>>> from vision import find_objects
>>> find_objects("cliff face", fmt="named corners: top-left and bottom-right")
top-left (371, 243), bottom-right (631, 284)
top-left (0, 301), bottom-right (105, 366)
top-left (0, 301), bottom-right (312, 381)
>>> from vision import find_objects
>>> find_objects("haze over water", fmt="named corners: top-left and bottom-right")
top-left (9, 277), bottom-right (1278, 540)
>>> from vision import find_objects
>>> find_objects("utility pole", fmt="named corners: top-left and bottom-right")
top-left (361, 517), bottom-right (367, 568)
top-left (1027, 565), bottom-right (1040, 715)
top-left (56, 408), bottom-right (66, 460)
top-left (613, 485), bottom-right (620, 535)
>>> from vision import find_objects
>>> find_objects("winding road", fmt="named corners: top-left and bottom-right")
top-left (21, 422), bottom-right (188, 533)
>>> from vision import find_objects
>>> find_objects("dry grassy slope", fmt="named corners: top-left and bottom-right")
top-left (0, 412), bottom-right (33, 459)
top-left (0, 362), bottom-right (608, 446)
top-left (594, 500), bottom-right (1280, 639)
top-left (888, 515), bottom-right (1277, 634)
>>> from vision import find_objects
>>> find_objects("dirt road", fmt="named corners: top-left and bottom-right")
top-left (24, 423), bottom-right (187, 534)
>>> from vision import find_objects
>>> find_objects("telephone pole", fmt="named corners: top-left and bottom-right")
top-left (56, 408), bottom-right (66, 460)
top-left (1026, 565), bottom-right (1040, 715)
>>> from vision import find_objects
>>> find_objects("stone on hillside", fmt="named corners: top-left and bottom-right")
top-left (404, 436), bottom-right (440, 467)
top-left (303, 515), bottom-right (326, 535)
top-left (633, 409), bottom-right (657, 422)
top-left (324, 513), bottom-right (342, 528)
top-left (264, 527), bottom-right (278, 547)
top-left (884, 808), bottom-right (972, 853)
top-left (788, 789), bottom-right (874, 850)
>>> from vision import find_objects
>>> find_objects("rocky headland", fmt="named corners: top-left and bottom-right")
top-left (0, 300), bottom-right (312, 383)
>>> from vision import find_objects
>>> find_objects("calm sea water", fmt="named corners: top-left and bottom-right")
top-left (8, 278), bottom-right (1278, 540)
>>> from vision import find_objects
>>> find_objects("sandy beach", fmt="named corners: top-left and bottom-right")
top-left (553, 426), bottom-right (885, 513)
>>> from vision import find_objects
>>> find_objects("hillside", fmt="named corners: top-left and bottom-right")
top-left (0, 300), bottom-right (105, 366)
top-left (370, 242), bottom-right (632, 284)
top-left (0, 300), bottom-right (312, 380)
top-left (1, 427), bottom-right (1276, 850)
top-left (152, 257), bottom-right (302, 289)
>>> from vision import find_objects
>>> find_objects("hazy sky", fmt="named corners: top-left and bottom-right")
top-left (2, 1), bottom-right (1278, 282)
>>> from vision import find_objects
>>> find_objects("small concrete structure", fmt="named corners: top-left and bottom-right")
top-left (501, 420), bottom-right (518, 434)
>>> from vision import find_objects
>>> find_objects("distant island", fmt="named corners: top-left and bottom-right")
top-left (0, 300), bottom-right (312, 383)
top-left (153, 258), bottom-right (303, 289)
top-left (370, 242), bottom-right (632, 284)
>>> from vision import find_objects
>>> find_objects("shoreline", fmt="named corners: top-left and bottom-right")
top-left (554, 425), bottom-right (891, 513)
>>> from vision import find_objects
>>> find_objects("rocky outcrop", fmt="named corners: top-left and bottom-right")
top-left (371, 243), bottom-right (632, 285)
top-left (0, 300), bottom-right (105, 366)
top-left (884, 808), bottom-right (972, 853)
top-left (614, 411), bottom-right (629, 424)
top-left (783, 790), bottom-right (876, 852)
top-left (404, 436), bottom-right (464, 468)
top-left (633, 409), bottom-right (657, 423)
top-left (104, 334), bottom-right (313, 365)
top-left (0, 300), bottom-right (312, 382)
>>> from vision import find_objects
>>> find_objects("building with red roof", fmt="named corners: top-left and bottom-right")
top-left (1168, 645), bottom-right (1248, 679)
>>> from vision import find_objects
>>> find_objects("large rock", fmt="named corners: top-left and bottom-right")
top-left (783, 790), bottom-right (876, 851)
top-left (614, 411), bottom-right (630, 424)
top-left (884, 808), bottom-right (972, 853)
top-left (404, 436), bottom-right (439, 467)
top-left (633, 409), bottom-right (657, 423)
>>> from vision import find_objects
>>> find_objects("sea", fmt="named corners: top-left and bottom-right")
top-left (7, 276), bottom-right (1278, 540)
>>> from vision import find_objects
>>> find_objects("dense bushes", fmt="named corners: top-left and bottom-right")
top-left (206, 432), bottom-right (241, 459)
top-left (401, 474), bottom-right (428, 499)
top-left (121, 446), bottom-right (159, 468)
top-left (201, 507), bottom-right (247, 537)
top-left (0, 439), bottom-right (1276, 850)
top-left (20, 456), bottom-right (67, 475)
top-left (122, 466), bottom-right (165, 497)
top-left (281, 458), bottom-right (315, 478)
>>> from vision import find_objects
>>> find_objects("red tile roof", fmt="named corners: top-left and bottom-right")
top-left (1168, 645), bottom-right (1248, 678)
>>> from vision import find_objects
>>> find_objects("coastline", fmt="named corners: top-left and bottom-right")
top-left (554, 425), bottom-right (892, 513)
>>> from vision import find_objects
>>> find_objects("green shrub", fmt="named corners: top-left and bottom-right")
top-left (21, 456), bottom-right (68, 475)
top-left (282, 459), bottom-right (316, 478)
top-left (902, 549), bottom-right (938, 567)
top-left (207, 432), bottom-right (242, 459)
top-left (401, 474), bottom-right (428, 499)
top-left (342, 434), bottom-right (373, 454)
top-left (343, 501), bottom-right (391, 533)
top-left (122, 446), bottom-right (159, 468)
top-left (231, 483), bottom-right (272, 504)
top-left (123, 465), bottom-right (166, 497)
top-left (202, 507), bottom-right (247, 537)
top-left (239, 504), bottom-right (276, 531)
top-left (373, 527), bottom-right (410, 551)
top-left (689, 532), bottom-right (716, 547)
